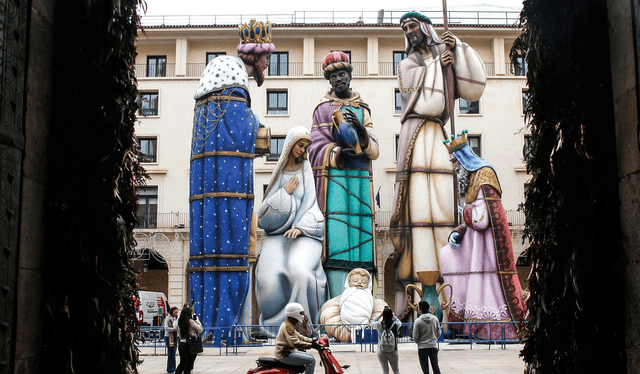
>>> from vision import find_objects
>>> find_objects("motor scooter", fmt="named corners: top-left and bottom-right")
top-left (246, 336), bottom-right (350, 374)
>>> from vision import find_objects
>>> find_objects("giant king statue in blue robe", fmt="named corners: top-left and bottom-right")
top-left (189, 19), bottom-right (274, 332)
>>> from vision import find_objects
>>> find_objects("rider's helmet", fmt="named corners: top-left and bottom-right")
top-left (284, 302), bottom-right (306, 322)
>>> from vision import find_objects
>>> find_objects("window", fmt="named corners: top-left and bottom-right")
top-left (136, 187), bottom-right (158, 229)
top-left (459, 99), bottom-right (480, 114)
top-left (393, 51), bottom-right (407, 75)
top-left (395, 134), bottom-right (400, 161)
top-left (267, 90), bottom-right (288, 115)
top-left (138, 91), bottom-right (159, 116)
top-left (394, 89), bottom-right (402, 114)
top-left (524, 134), bottom-right (532, 161)
top-left (514, 51), bottom-right (528, 76)
top-left (522, 88), bottom-right (530, 114)
top-left (269, 52), bottom-right (289, 76)
top-left (206, 52), bottom-right (226, 64)
top-left (138, 137), bottom-right (157, 163)
top-left (267, 136), bottom-right (286, 162)
top-left (147, 55), bottom-right (166, 77)
top-left (468, 135), bottom-right (481, 157)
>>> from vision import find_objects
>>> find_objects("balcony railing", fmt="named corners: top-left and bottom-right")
top-left (135, 213), bottom-right (189, 229)
top-left (134, 63), bottom-right (176, 78)
top-left (140, 10), bottom-right (521, 27)
top-left (505, 62), bottom-right (527, 77)
top-left (137, 61), bottom-right (515, 79)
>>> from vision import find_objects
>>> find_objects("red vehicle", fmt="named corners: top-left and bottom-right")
top-left (246, 336), bottom-right (349, 374)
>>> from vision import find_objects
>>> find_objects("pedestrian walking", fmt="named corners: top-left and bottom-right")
top-left (372, 306), bottom-right (402, 374)
top-left (175, 304), bottom-right (203, 374)
top-left (413, 301), bottom-right (441, 374)
top-left (164, 306), bottom-right (179, 373)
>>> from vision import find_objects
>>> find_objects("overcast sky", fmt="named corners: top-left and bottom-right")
top-left (139, 0), bottom-right (524, 16)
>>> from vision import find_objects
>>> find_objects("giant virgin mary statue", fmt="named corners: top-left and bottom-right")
top-left (256, 126), bottom-right (327, 330)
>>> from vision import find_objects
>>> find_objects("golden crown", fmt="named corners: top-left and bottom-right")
top-left (238, 19), bottom-right (272, 44)
top-left (443, 130), bottom-right (469, 153)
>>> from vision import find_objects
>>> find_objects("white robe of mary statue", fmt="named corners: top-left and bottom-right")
top-left (256, 126), bottom-right (327, 333)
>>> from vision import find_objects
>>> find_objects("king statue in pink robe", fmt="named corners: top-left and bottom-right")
top-left (440, 131), bottom-right (526, 339)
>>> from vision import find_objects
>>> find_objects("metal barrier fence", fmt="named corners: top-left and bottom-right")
top-left (138, 321), bottom-right (521, 356)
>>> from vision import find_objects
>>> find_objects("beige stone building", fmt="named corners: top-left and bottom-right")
top-left (132, 10), bottom-right (529, 320)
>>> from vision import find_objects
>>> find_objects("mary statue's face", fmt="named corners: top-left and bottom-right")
top-left (290, 140), bottom-right (310, 161)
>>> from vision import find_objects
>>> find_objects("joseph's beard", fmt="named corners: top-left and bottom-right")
top-left (409, 33), bottom-right (425, 47)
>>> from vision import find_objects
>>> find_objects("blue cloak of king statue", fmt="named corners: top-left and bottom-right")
top-left (189, 19), bottom-right (274, 336)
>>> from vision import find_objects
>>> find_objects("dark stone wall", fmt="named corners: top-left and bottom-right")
top-left (607, 1), bottom-right (640, 372)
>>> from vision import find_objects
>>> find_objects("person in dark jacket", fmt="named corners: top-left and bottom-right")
top-left (174, 305), bottom-right (203, 374)
top-left (372, 306), bottom-right (402, 374)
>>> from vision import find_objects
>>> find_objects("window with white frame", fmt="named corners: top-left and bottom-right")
top-left (514, 51), bottom-right (528, 76)
top-left (394, 89), bottom-right (402, 114)
top-left (138, 91), bottom-right (159, 116)
top-left (206, 52), bottom-right (226, 64)
top-left (267, 90), bottom-right (288, 115)
top-left (269, 52), bottom-right (289, 76)
top-left (138, 137), bottom-right (157, 163)
top-left (522, 88), bottom-right (530, 114)
top-left (136, 187), bottom-right (158, 229)
top-left (393, 51), bottom-right (407, 75)
top-left (459, 99), bottom-right (480, 115)
top-left (524, 134), bottom-right (532, 161)
top-left (468, 135), bottom-right (481, 157)
top-left (146, 55), bottom-right (166, 77)
top-left (268, 135), bottom-right (286, 162)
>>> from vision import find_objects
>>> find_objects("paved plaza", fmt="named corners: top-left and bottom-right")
top-left (138, 342), bottom-right (525, 374)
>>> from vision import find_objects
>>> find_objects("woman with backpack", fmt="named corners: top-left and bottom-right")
top-left (371, 306), bottom-right (402, 374)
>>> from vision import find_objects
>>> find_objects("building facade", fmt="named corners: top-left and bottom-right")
top-left (132, 10), bottom-right (529, 320)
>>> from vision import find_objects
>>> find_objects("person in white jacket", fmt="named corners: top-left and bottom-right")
top-left (413, 301), bottom-right (441, 374)
top-left (164, 306), bottom-right (179, 373)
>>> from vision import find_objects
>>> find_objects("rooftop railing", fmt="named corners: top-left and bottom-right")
top-left (135, 62), bottom-right (526, 79)
top-left (140, 10), bottom-right (521, 28)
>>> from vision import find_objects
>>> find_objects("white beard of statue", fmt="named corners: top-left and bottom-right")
top-left (339, 287), bottom-right (374, 325)
top-left (457, 167), bottom-right (471, 192)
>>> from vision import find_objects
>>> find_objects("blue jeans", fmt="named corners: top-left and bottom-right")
top-left (418, 348), bottom-right (441, 374)
top-left (280, 351), bottom-right (315, 374)
top-left (165, 337), bottom-right (177, 372)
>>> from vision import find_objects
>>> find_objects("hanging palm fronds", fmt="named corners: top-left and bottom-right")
top-left (511, 0), bottom-right (626, 372)
top-left (43, 1), bottom-right (146, 373)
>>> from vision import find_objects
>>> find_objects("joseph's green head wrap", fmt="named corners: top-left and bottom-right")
top-left (400, 11), bottom-right (432, 26)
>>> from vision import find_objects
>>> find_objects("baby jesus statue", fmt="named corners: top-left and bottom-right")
top-left (320, 268), bottom-right (387, 342)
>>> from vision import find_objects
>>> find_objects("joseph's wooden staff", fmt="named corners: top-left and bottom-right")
top-left (442, 0), bottom-right (456, 137)
top-left (442, 0), bottom-right (460, 227)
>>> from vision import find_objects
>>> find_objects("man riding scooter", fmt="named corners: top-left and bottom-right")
top-left (274, 303), bottom-right (319, 374)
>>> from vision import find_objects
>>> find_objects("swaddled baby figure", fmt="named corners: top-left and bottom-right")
top-left (320, 268), bottom-right (387, 342)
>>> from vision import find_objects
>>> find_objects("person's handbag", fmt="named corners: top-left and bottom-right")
top-left (185, 335), bottom-right (203, 354)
